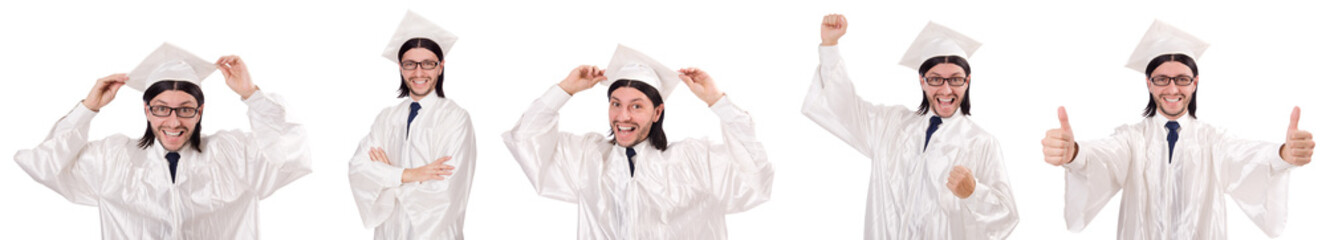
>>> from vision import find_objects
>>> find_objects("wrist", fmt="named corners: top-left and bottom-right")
top-left (82, 99), bottom-right (99, 112)
top-left (239, 85), bottom-right (258, 100)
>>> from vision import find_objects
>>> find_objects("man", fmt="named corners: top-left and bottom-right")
top-left (13, 43), bottom-right (311, 239)
top-left (347, 10), bottom-right (476, 240)
top-left (501, 45), bottom-right (774, 239)
top-left (1041, 20), bottom-right (1315, 239)
top-left (803, 14), bottom-right (1018, 239)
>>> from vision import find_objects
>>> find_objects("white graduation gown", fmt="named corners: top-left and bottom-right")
top-left (501, 86), bottom-right (774, 240)
top-left (1063, 114), bottom-right (1296, 239)
top-left (802, 46), bottom-right (1019, 240)
top-left (348, 94), bottom-right (477, 240)
top-left (13, 91), bottom-right (312, 240)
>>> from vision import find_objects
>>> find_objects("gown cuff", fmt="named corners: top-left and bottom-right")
top-left (709, 96), bottom-right (740, 119)
top-left (1269, 145), bottom-right (1297, 173)
top-left (66, 101), bottom-right (99, 126)
top-left (540, 85), bottom-right (573, 110)
top-left (818, 45), bottom-right (843, 67)
top-left (1062, 152), bottom-right (1088, 172)
top-left (963, 181), bottom-right (992, 204)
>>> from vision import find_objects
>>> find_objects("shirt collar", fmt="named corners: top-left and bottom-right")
top-left (406, 93), bottom-right (444, 109)
top-left (1149, 112), bottom-right (1193, 128)
top-left (926, 112), bottom-right (966, 124)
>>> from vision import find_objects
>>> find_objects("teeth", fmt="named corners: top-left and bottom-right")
top-left (414, 80), bottom-right (426, 84)
top-left (939, 98), bottom-right (954, 103)
top-left (1164, 98), bottom-right (1180, 102)
top-left (165, 131), bottom-right (182, 136)
top-left (618, 126), bottom-right (635, 131)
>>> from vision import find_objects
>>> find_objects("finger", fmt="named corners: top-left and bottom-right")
top-left (678, 73), bottom-right (695, 86)
top-left (1058, 106), bottom-right (1072, 132)
top-left (1045, 157), bottom-right (1063, 166)
top-left (439, 170), bottom-right (454, 176)
top-left (1289, 106), bottom-right (1300, 131)
top-left (837, 15), bottom-right (847, 28)
top-left (433, 156), bottom-right (453, 164)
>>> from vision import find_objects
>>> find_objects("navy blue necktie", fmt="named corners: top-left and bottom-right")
top-left (626, 147), bottom-right (637, 177)
top-left (1165, 121), bottom-right (1180, 163)
top-left (407, 102), bottom-right (421, 137)
top-left (165, 152), bottom-right (180, 183)
top-left (924, 116), bottom-right (943, 151)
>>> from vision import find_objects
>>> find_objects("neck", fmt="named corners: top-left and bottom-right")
top-left (1159, 109), bottom-right (1186, 121)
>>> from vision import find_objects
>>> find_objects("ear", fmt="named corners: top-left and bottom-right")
top-left (1193, 76), bottom-right (1199, 85)
top-left (653, 103), bottom-right (665, 122)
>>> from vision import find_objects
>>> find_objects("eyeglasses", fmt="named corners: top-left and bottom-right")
top-left (401, 60), bottom-right (440, 70)
top-left (148, 105), bottom-right (199, 118)
top-left (1150, 76), bottom-right (1194, 86)
top-left (924, 76), bottom-right (968, 86)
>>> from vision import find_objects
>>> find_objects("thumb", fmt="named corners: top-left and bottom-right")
top-left (1289, 106), bottom-right (1300, 131)
top-left (1058, 106), bottom-right (1072, 131)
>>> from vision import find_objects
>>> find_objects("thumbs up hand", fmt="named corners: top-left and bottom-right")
top-left (1281, 106), bottom-right (1315, 166)
top-left (1043, 106), bottom-right (1078, 166)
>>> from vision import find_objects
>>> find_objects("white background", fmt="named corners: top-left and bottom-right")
top-left (1, 0), bottom-right (1321, 239)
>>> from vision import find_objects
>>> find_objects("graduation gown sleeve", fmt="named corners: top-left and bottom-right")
top-left (704, 96), bottom-right (775, 213)
top-left (960, 137), bottom-right (1020, 239)
top-left (348, 107), bottom-right (408, 228)
top-left (1062, 125), bottom-right (1136, 231)
top-left (801, 45), bottom-right (913, 158)
top-left (502, 86), bottom-right (607, 203)
top-left (209, 91), bottom-right (313, 199)
top-left (14, 102), bottom-right (105, 206)
top-left (1213, 129), bottom-right (1294, 237)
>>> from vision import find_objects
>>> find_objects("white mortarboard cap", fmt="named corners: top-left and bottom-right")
top-left (1125, 20), bottom-right (1209, 73)
top-left (382, 10), bottom-right (458, 63)
top-left (602, 44), bottom-right (681, 100)
top-left (126, 43), bottom-right (216, 91)
top-left (898, 22), bottom-right (981, 71)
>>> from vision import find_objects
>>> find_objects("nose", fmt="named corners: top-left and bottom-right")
top-left (161, 114), bottom-right (182, 128)
top-left (612, 107), bottom-right (632, 122)
top-left (937, 84), bottom-right (954, 95)
top-left (1161, 83), bottom-right (1180, 94)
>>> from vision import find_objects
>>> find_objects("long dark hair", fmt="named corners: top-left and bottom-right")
top-left (397, 37), bottom-right (446, 98)
top-left (1142, 53), bottom-right (1199, 118)
top-left (138, 80), bottom-right (205, 151)
top-left (607, 79), bottom-right (668, 151)
top-left (915, 55), bottom-right (972, 116)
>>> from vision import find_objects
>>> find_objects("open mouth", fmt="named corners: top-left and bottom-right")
top-left (935, 96), bottom-right (957, 108)
top-left (616, 124), bottom-right (637, 134)
top-left (411, 79), bottom-right (430, 88)
top-left (160, 128), bottom-right (188, 144)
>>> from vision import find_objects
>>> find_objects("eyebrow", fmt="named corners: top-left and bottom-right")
top-left (1151, 74), bottom-right (1194, 78)
top-left (926, 73), bottom-right (967, 77)
top-left (151, 100), bottom-right (196, 106)
top-left (610, 96), bottom-right (646, 103)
